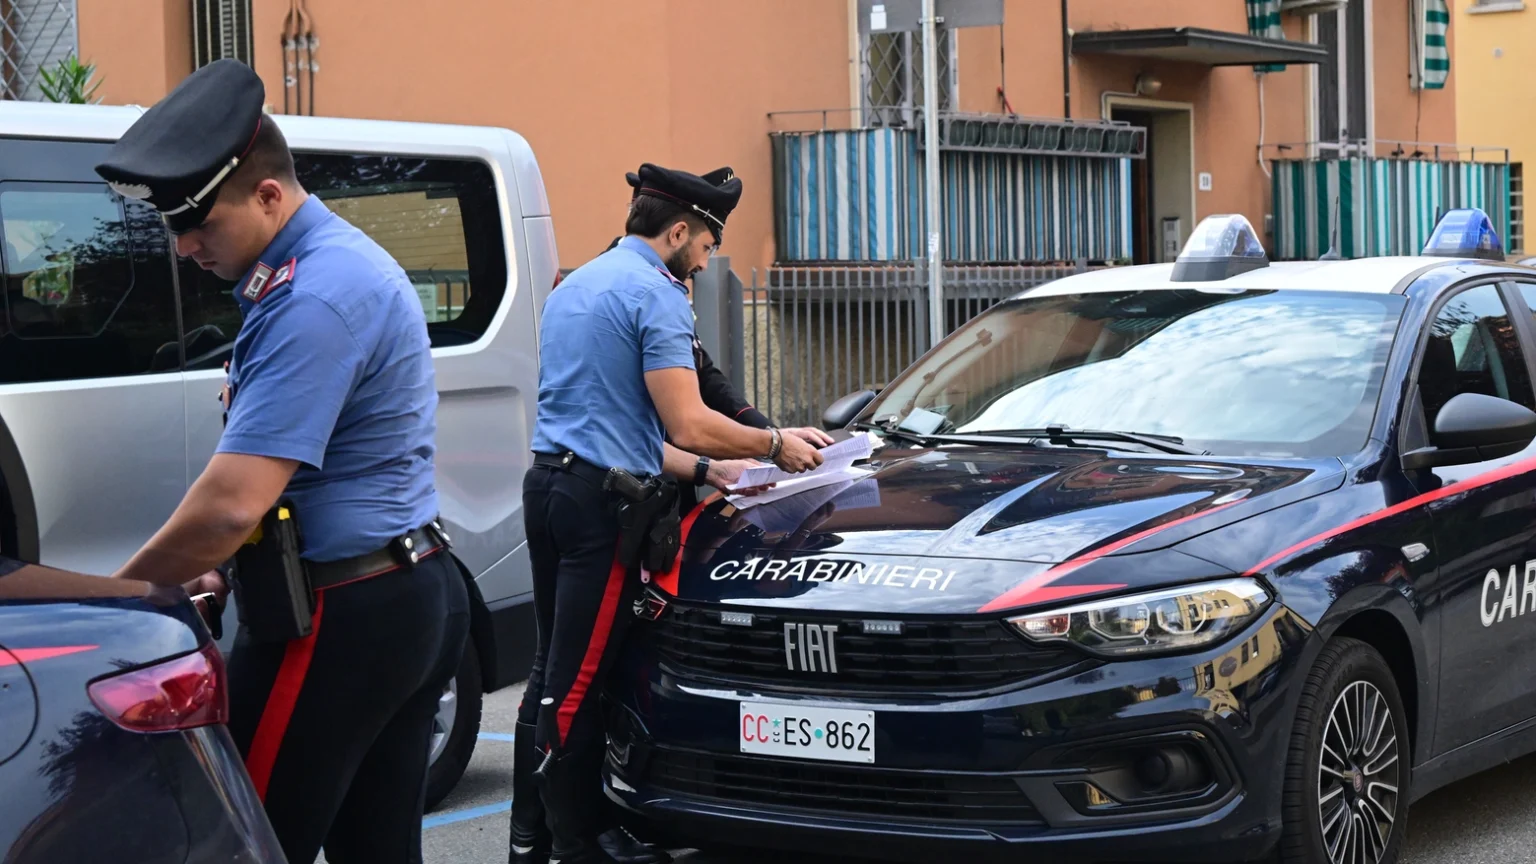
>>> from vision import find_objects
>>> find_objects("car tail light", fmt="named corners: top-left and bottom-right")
top-left (88, 642), bottom-right (228, 732)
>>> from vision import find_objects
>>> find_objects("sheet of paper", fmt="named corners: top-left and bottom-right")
top-left (741, 474), bottom-right (882, 531)
top-left (726, 465), bottom-right (873, 510)
top-left (728, 431), bottom-right (876, 491)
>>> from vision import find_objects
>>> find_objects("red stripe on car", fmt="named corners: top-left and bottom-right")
top-left (0, 645), bottom-right (96, 667)
top-left (978, 501), bottom-right (1241, 613)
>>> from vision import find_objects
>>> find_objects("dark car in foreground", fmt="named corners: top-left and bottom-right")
top-left (604, 211), bottom-right (1536, 864)
top-left (0, 558), bottom-right (284, 863)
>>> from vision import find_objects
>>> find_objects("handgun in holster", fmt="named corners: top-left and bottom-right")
top-left (604, 468), bottom-right (681, 574)
top-left (229, 500), bottom-right (314, 643)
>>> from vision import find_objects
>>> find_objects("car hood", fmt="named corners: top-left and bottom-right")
top-left (663, 444), bottom-right (1343, 615)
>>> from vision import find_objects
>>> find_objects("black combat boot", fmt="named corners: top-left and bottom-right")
top-left (595, 825), bottom-right (672, 864)
top-left (535, 747), bottom-right (618, 864)
top-left (509, 722), bottom-right (551, 864)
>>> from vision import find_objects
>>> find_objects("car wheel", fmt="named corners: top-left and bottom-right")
top-left (424, 640), bottom-right (483, 812)
top-left (1280, 637), bottom-right (1408, 864)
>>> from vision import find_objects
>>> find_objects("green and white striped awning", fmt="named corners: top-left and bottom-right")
top-left (1245, 0), bottom-right (1286, 73)
top-left (1413, 0), bottom-right (1450, 90)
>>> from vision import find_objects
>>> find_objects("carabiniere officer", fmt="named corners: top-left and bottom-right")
top-left (511, 163), bottom-right (823, 864)
top-left (102, 59), bottom-right (469, 864)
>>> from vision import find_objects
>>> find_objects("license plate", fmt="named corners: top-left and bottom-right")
top-left (739, 701), bottom-right (875, 764)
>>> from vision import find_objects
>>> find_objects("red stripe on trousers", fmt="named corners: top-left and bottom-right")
top-left (555, 546), bottom-right (627, 747)
top-left (244, 592), bottom-right (325, 801)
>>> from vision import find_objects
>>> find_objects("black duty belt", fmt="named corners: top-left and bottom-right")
top-left (305, 524), bottom-right (447, 591)
top-left (532, 451), bottom-right (642, 488)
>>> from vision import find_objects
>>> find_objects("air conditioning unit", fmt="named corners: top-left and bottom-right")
top-left (192, 0), bottom-right (255, 69)
top-left (1281, 0), bottom-right (1348, 14)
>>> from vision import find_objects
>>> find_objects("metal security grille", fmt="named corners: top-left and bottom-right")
top-left (1, 0), bottom-right (77, 101)
top-left (862, 27), bottom-right (955, 128)
top-left (193, 0), bottom-right (254, 69)
top-left (740, 261), bottom-right (1091, 428)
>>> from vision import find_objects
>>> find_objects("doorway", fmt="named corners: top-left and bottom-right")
top-left (1110, 101), bottom-right (1195, 265)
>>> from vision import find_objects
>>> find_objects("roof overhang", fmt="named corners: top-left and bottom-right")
top-left (1071, 27), bottom-right (1330, 67)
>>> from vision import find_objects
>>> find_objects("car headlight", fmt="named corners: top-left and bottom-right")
top-left (1007, 579), bottom-right (1271, 658)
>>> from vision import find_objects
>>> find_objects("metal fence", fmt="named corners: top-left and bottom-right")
top-left (735, 261), bottom-right (1087, 428)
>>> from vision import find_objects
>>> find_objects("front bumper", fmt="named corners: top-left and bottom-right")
top-left (604, 603), bottom-right (1312, 864)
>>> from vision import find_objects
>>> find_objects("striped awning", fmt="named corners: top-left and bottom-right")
top-left (1245, 0), bottom-right (1286, 73)
top-left (770, 129), bottom-right (1132, 264)
top-left (1412, 0), bottom-right (1450, 90)
top-left (1272, 157), bottom-right (1510, 260)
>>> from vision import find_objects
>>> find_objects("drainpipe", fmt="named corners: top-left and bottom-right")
top-left (1061, 0), bottom-right (1071, 118)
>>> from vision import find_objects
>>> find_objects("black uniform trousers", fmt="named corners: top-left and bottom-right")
top-left (516, 459), bottom-right (647, 845)
top-left (226, 549), bottom-right (470, 864)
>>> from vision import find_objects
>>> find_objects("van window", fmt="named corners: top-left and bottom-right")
top-left (0, 183), bottom-right (182, 383)
top-left (300, 154), bottom-right (506, 346)
top-left (177, 152), bottom-right (509, 361)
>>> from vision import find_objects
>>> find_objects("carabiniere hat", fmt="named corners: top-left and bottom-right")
top-left (95, 59), bottom-right (267, 234)
top-left (626, 163), bottom-right (743, 244)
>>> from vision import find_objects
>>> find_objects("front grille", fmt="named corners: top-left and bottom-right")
top-left (645, 747), bottom-right (1043, 826)
top-left (649, 602), bottom-right (1079, 692)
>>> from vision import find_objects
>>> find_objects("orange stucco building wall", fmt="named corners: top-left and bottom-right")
top-left (76, 0), bottom-right (1458, 270)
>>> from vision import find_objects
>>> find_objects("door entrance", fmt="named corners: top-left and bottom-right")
top-left (1111, 102), bottom-right (1195, 265)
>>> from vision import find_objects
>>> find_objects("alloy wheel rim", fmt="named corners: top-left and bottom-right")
top-left (428, 678), bottom-right (458, 766)
top-left (1317, 680), bottom-right (1400, 864)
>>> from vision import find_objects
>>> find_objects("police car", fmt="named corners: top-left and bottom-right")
top-left (604, 209), bottom-right (1536, 864)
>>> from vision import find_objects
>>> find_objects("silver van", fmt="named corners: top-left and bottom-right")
top-left (0, 100), bottom-right (554, 807)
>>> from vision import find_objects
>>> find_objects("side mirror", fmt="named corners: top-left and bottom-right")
top-left (1401, 392), bottom-right (1536, 470)
top-left (822, 389), bottom-right (878, 430)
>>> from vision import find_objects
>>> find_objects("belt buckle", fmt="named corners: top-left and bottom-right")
top-left (560, 452), bottom-right (574, 467)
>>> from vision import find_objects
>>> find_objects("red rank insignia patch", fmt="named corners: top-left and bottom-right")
top-left (270, 258), bottom-right (297, 291)
top-left (240, 262), bottom-right (275, 302)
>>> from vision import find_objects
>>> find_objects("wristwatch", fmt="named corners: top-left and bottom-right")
top-left (693, 456), bottom-right (711, 486)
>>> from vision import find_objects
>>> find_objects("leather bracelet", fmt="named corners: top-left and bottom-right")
top-left (693, 456), bottom-right (710, 486)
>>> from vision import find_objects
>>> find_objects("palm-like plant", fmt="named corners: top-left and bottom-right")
top-left (37, 55), bottom-right (103, 104)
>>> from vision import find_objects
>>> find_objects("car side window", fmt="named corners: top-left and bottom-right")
top-left (1413, 283), bottom-right (1536, 439)
top-left (176, 152), bottom-right (508, 366)
top-left (0, 182), bottom-right (182, 383)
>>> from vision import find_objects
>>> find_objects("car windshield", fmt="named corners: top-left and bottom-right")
top-left (856, 288), bottom-right (1407, 458)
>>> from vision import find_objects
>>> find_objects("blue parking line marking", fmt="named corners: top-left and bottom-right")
top-left (478, 732), bottom-right (516, 742)
top-left (423, 799), bottom-right (511, 829)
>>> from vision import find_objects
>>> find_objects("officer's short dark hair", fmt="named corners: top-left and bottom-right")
top-left (230, 116), bottom-right (299, 194)
top-left (625, 195), bottom-right (709, 240)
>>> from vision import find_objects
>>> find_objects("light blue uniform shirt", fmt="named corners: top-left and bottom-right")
top-left (530, 236), bottom-right (696, 476)
top-left (220, 195), bottom-right (440, 562)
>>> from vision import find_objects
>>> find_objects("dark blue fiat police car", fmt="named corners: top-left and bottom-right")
top-left (604, 210), bottom-right (1536, 864)
top-left (1, 557), bottom-right (284, 863)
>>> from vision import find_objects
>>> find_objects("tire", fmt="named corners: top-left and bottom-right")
top-left (424, 639), bottom-right (483, 812)
top-left (1280, 637), bottom-right (1409, 864)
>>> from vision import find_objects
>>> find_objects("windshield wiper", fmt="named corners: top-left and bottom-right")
top-left (850, 417), bottom-right (940, 447)
top-left (951, 426), bottom-right (1208, 456)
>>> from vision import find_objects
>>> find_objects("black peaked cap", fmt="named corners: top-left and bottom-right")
top-left (95, 59), bottom-right (267, 234)
top-left (625, 163), bottom-right (743, 243)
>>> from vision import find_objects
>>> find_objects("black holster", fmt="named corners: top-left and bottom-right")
top-left (229, 501), bottom-right (314, 643)
top-left (604, 468), bottom-right (681, 574)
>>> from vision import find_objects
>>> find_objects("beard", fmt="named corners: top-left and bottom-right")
top-left (665, 246), bottom-right (700, 283)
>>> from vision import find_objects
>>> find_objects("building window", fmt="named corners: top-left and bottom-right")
top-left (861, 26), bottom-right (957, 128)
top-left (1313, 1), bottom-right (1369, 155)
top-left (1, 0), bottom-right (78, 101)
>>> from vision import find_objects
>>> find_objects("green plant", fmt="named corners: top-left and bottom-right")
top-left (37, 55), bottom-right (102, 104)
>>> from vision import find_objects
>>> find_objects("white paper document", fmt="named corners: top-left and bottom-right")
top-left (727, 465), bottom-right (873, 510)
top-left (728, 431), bottom-right (877, 491)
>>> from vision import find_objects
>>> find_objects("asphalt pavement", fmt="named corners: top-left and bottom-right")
top-left (340, 682), bottom-right (1536, 864)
